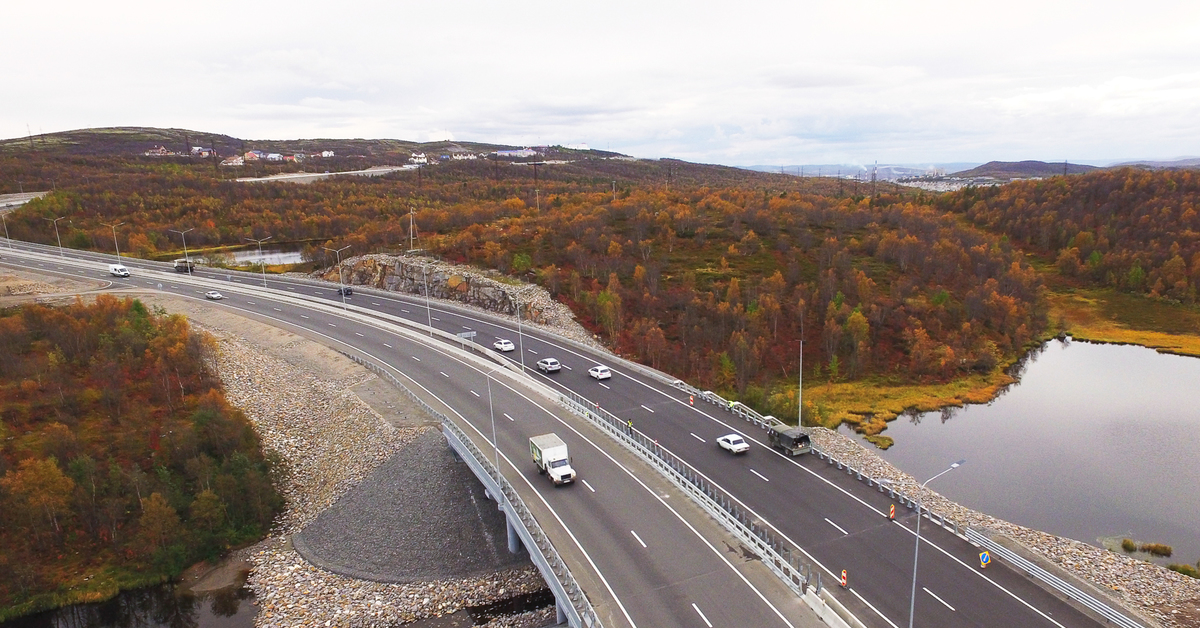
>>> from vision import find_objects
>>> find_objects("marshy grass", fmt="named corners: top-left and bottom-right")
top-left (1139, 543), bottom-right (1173, 557)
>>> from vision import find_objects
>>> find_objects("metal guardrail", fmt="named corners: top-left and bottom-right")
top-left (682, 379), bottom-right (1148, 628)
top-left (340, 352), bottom-right (601, 628)
top-left (965, 529), bottom-right (1145, 628)
top-left (557, 390), bottom-right (820, 597)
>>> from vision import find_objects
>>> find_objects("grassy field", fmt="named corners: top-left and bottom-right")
top-left (1047, 288), bottom-right (1200, 357)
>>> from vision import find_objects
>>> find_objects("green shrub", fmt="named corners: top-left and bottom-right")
top-left (1139, 543), bottom-right (1173, 557)
top-left (1167, 564), bottom-right (1199, 579)
top-left (1121, 538), bottom-right (1137, 552)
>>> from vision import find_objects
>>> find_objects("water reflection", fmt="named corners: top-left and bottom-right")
top-left (0, 585), bottom-right (255, 628)
top-left (857, 339), bottom-right (1200, 564)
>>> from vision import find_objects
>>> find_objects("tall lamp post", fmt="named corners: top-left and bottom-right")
top-left (101, 221), bottom-right (124, 261)
top-left (1, 213), bottom-right (11, 249)
top-left (44, 216), bottom-right (66, 257)
top-left (909, 459), bottom-right (966, 628)
top-left (245, 235), bottom-right (272, 287)
top-left (421, 263), bottom-right (433, 336)
top-left (168, 228), bottom-right (194, 275)
top-left (513, 291), bottom-right (526, 372)
top-left (323, 245), bottom-right (351, 310)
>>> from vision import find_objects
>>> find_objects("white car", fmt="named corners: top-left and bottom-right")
top-left (204, 291), bottom-right (224, 300)
top-left (588, 365), bottom-right (612, 380)
top-left (716, 434), bottom-right (750, 454)
top-left (536, 358), bottom-right (561, 373)
top-left (493, 339), bottom-right (516, 352)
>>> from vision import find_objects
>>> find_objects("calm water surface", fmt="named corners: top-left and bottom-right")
top-left (849, 339), bottom-right (1200, 563)
top-left (0, 584), bottom-right (255, 628)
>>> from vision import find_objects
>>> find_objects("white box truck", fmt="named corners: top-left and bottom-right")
top-left (173, 258), bottom-right (195, 272)
top-left (108, 264), bottom-right (129, 277)
top-left (530, 433), bottom-right (576, 485)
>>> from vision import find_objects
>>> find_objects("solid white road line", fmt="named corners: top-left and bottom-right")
top-left (581, 479), bottom-right (596, 492)
top-left (273, 307), bottom-right (281, 312)
top-left (825, 518), bottom-right (849, 535)
top-left (431, 316), bottom-right (441, 321)
top-left (751, 469), bottom-right (770, 482)
top-left (630, 530), bottom-right (647, 548)
top-left (693, 603), bottom-right (713, 628)
top-left (599, 383), bottom-right (610, 389)
top-left (301, 315), bottom-right (309, 319)
top-left (562, 364), bottom-right (572, 370)
top-left (847, 588), bottom-right (900, 628)
top-left (384, 343), bottom-right (393, 348)
top-left (328, 323), bottom-right (336, 327)
top-left (439, 371), bottom-right (449, 377)
top-left (690, 433), bottom-right (706, 443)
top-left (412, 356), bottom-right (421, 361)
top-left (503, 413), bottom-right (514, 422)
top-left (402, 309), bottom-right (410, 313)
top-left (355, 332), bottom-right (364, 337)
top-left (372, 302), bottom-right (381, 305)
top-left (470, 390), bottom-right (480, 398)
top-left (924, 587), bottom-right (956, 611)
top-left (246, 300), bottom-right (255, 304)
top-left (641, 405), bottom-right (655, 413)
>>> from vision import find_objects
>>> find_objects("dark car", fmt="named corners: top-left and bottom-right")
top-left (337, 286), bottom-right (353, 296)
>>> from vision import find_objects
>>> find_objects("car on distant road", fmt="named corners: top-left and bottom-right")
top-left (716, 434), bottom-right (750, 454)
top-left (337, 286), bottom-right (353, 296)
top-left (588, 365), bottom-right (612, 380)
top-left (536, 358), bottom-right (561, 373)
top-left (204, 291), bottom-right (224, 300)
top-left (493, 339), bottom-right (516, 352)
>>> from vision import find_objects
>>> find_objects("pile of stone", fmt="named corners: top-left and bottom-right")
top-left (809, 428), bottom-right (1200, 628)
top-left (206, 329), bottom-right (545, 626)
top-left (2, 279), bottom-right (57, 296)
top-left (251, 537), bottom-right (543, 628)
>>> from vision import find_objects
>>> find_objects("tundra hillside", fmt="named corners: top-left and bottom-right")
top-left (2, 130), bottom-right (1044, 444)
top-left (0, 296), bottom-right (282, 620)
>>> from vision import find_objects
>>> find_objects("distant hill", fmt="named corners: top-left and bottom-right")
top-left (950, 160), bottom-right (1099, 179)
top-left (0, 126), bottom-right (625, 161)
top-left (1110, 157), bottom-right (1200, 169)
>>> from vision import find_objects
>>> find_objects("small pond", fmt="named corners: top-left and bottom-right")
top-left (0, 584), bottom-right (255, 628)
top-left (846, 338), bottom-right (1200, 565)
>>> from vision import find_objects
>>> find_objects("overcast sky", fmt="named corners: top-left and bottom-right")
top-left (4, 0), bottom-right (1199, 166)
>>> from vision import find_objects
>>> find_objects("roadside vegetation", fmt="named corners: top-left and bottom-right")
top-left (0, 296), bottom-right (282, 620)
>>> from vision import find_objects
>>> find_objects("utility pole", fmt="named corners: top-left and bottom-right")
top-left (408, 207), bottom-right (417, 251)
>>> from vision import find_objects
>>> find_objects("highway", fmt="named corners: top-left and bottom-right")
top-left (0, 242), bottom-right (812, 628)
top-left (0, 241), bottom-right (1109, 628)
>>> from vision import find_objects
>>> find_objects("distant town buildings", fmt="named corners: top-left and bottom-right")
top-left (220, 155), bottom-right (245, 166)
top-left (143, 145), bottom-right (177, 156)
top-left (409, 152), bottom-right (428, 164)
top-left (494, 148), bottom-right (539, 158)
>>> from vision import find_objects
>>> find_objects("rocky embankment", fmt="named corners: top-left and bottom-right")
top-left (810, 430), bottom-right (1200, 628)
top-left (207, 328), bottom-right (547, 627)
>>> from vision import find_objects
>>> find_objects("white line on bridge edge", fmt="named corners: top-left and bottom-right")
top-left (630, 530), bottom-right (647, 548)
top-left (692, 603), bottom-right (713, 628)
top-left (750, 469), bottom-right (770, 482)
top-left (470, 390), bottom-right (480, 398)
top-left (690, 433), bottom-right (706, 443)
top-left (847, 589), bottom-right (899, 628)
top-left (581, 479), bottom-right (596, 492)
top-left (825, 518), bottom-right (849, 535)
top-left (641, 405), bottom-right (655, 413)
top-left (924, 587), bottom-right (956, 611)
top-left (502, 413), bottom-right (514, 422)
top-left (383, 343), bottom-right (393, 348)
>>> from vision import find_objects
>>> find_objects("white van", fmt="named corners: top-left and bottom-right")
top-left (109, 264), bottom-right (129, 277)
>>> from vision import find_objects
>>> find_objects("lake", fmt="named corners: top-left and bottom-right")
top-left (846, 338), bottom-right (1200, 565)
top-left (229, 248), bottom-right (305, 266)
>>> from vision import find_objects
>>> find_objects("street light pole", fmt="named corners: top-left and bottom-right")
top-left (909, 459), bottom-right (966, 628)
top-left (1, 213), bottom-right (11, 249)
top-left (422, 264), bottom-right (433, 336)
top-left (101, 221), bottom-right (124, 261)
top-left (323, 245), bottom-right (351, 310)
top-left (513, 291), bottom-right (526, 372)
top-left (245, 235), bottom-right (272, 287)
top-left (44, 216), bottom-right (66, 257)
top-left (168, 228), bottom-right (194, 275)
